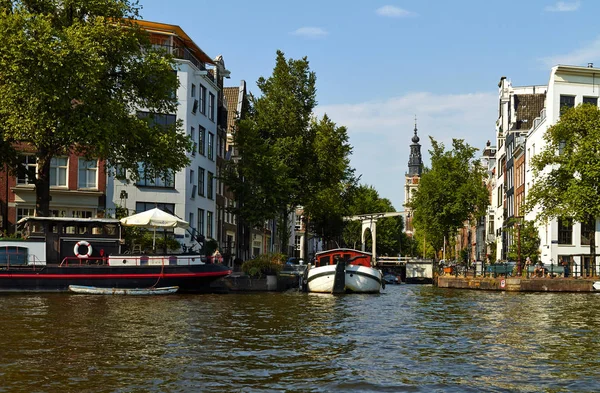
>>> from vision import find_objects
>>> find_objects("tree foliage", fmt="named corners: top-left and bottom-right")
top-left (506, 219), bottom-right (541, 264)
top-left (303, 115), bottom-right (356, 243)
top-left (408, 138), bottom-right (489, 254)
top-left (223, 50), bottom-right (355, 249)
top-left (524, 103), bottom-right (600, 258)
top-left (0, 0), bottom-right (191, 216)
top-left (223, 50), bottom-right (316, 230)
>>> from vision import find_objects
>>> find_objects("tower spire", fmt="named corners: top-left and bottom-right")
top-left (408, 117), bottom-right (422, 175)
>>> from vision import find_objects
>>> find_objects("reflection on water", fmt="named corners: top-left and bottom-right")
top-left (1, 287), bottom-right (600, 392)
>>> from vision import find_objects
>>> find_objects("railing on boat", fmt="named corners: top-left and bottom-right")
top-left (60, 255), bottom-right (209, 267)
top-left (0, 247), bottom-right (45, 269)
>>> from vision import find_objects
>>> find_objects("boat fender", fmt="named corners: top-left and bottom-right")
top-left (74, 241), bottom-right (93, 259)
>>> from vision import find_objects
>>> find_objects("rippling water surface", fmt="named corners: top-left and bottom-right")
top-left (1, 285), bottom-right (600, 392)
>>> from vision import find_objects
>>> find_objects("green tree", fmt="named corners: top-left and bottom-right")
top-left (224, 50), bottom-right (357, 252)
top-left (524, 103), bottom-right (600, 265)
top-left (506, 219), bottom-right (541, 264)
top-left (303, 115), bottom-right (356, 245)
top-left (408, 138), bottom-right (489, 258)
top-left (0, 0), bottom-right (191, 216)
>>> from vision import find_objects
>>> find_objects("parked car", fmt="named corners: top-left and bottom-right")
top-left (286, 257), bottom-right (304, 265)
top-left (383, 273), bottom-right (400, 285)
top-left (282, 257), bottom-right (308, 277)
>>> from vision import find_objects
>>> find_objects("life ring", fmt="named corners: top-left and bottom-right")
top-left (74, 241), bottom-right (93, 259)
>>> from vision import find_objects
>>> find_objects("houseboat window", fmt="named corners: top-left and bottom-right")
top-left (343, 253), bottom-right (351, 261)
top-left (319, 256), bottom-right (330, 266)
top-left (77, 225), bottom-right (88, 235)
top-left (104, 225), bottom-right (117, 236)
top-left (63, 225), bottom-right (76, 234)
top-left (50, 224), bottom-right (58, 233)
top-left (31, 223), bottom-right (44, 234)
top-left (91, 225), bottom-right (103, 235)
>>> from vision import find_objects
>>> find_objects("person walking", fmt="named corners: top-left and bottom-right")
top-left (562, 257), bottom-right (570, 278)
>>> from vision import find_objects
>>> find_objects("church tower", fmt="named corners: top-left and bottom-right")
top-left (404, 118), bottom-right (423, 235)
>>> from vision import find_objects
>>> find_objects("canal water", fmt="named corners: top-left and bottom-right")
top-left (1, 285), bottom-right (600, 392)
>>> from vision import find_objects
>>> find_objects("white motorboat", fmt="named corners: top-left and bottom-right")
top-left (305, 248), bottom-right (383, 294)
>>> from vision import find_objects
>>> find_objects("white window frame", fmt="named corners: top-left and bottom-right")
top-left (78, 159), bottom-right (98, 189)
top-left (50, 156), bottom-right (68, 187)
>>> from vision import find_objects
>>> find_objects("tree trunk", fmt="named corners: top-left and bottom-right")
top-left (303, 215), bottom-right (310, 263)
top-left (34, 152), bottom-right (52, 217)
top-left (279, 208), bottom-right (290, 254)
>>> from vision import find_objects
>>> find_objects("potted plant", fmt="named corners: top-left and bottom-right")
top-left (242, 253), bottom-right (284, 290)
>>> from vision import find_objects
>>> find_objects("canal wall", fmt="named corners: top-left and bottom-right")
top-left (211, 273), bottom-right (299, 293)
top-left (436, 276), bottom-right (600, 292)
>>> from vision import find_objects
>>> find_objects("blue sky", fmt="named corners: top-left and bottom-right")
top-left (140, 0), bottom-right (597, 210)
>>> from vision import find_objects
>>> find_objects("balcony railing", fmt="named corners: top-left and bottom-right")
top-left (151, 44), bottom-right (214, 82)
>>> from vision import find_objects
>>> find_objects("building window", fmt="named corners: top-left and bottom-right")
top-left (189, 212), bottom-right (195, 234)
top-left (558, 217), bottom-right (573, 245)
top-left (135, 202), bottom-right (175, 215)
top-left (207, 211), bottom-right (213, 238)
top-left (207, 171), bottom-right (214, 200)
top-left (583, 96), bottom-right (598, 106)
top-left (137, 112), bottom-right (176, 127)
top-left (78, 159), bottom-right (97, 189)
top-left (136, 163), bottom-right (174, 188)
top-left (191, 127), bottom-right (196, 156)
top-left (191, 83), bottom-right (196, 97)
top-left (190, 169), bottom-right (194, 184)
top-left (581, 219), bottom-right (595, 246)
top-left (16, 207), bottom-right (35, 222)
top-left (295, 235), bottom-right (301, 250)
top-left (208, 93), bottom-right (215, 121)
top-left (559, 95), bottom-right (575, 115)
top-left (208, 132), bottom-right (214, 160)
top-left (199, 126), bottom-right (206, 155)
top-left (17, 155), bottom-right (37, 185)
top-left (200, 85), bottom-right (207, 115)
top-left (50, 157), bottom-right (68, 187)
top-left (198, 167), bottom-right (205, 196)
top-left (197, 208), bottom-right (205, 236)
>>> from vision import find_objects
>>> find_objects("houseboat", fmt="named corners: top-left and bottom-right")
top-left (0, 217), bottom-right (231, 292)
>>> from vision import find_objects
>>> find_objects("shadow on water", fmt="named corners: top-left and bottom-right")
top-left (1, 287), bottom-right (600, 392)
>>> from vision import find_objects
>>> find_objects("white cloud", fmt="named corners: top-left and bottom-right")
top-left (541, 36), bottom-right (600, 67)
top-left (544, 1), bottom-right (581, 12)
top-left (375, 5), bottom-right (416, 18)
top-left (291, 27), bottom-right (328, 38)
top-left (314, 91), bottom-right (497, 210)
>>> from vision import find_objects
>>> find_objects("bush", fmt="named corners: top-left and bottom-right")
top-left (242, 253), bottom-right (285, 278)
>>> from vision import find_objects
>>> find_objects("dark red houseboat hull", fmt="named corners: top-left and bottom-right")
top-left (0, 264), bottom-right (232, 293)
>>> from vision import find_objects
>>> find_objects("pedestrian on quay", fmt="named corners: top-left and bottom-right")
top-left (562, 257), bottom-right (570, 278)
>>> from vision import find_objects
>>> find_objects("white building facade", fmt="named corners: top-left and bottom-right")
top-left (106, 21), bottom-right (222, 250)
top-left (525, 65), bottom-right (600, 272)
top-left (493, 77), bottom-right (547, 260)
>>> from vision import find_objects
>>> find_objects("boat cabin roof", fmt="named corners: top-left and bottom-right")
top-left (314, 248), bottom-right (372, 267)
top-left (17, 217), bottom-right (121, 225)
top-left (17, 216), bottom-right (122, 241)
top-left (315, 248), bottom-right (372, 257)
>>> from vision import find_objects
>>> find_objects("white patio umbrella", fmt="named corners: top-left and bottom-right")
top-left (120, 208), bottom-right (190, 252)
